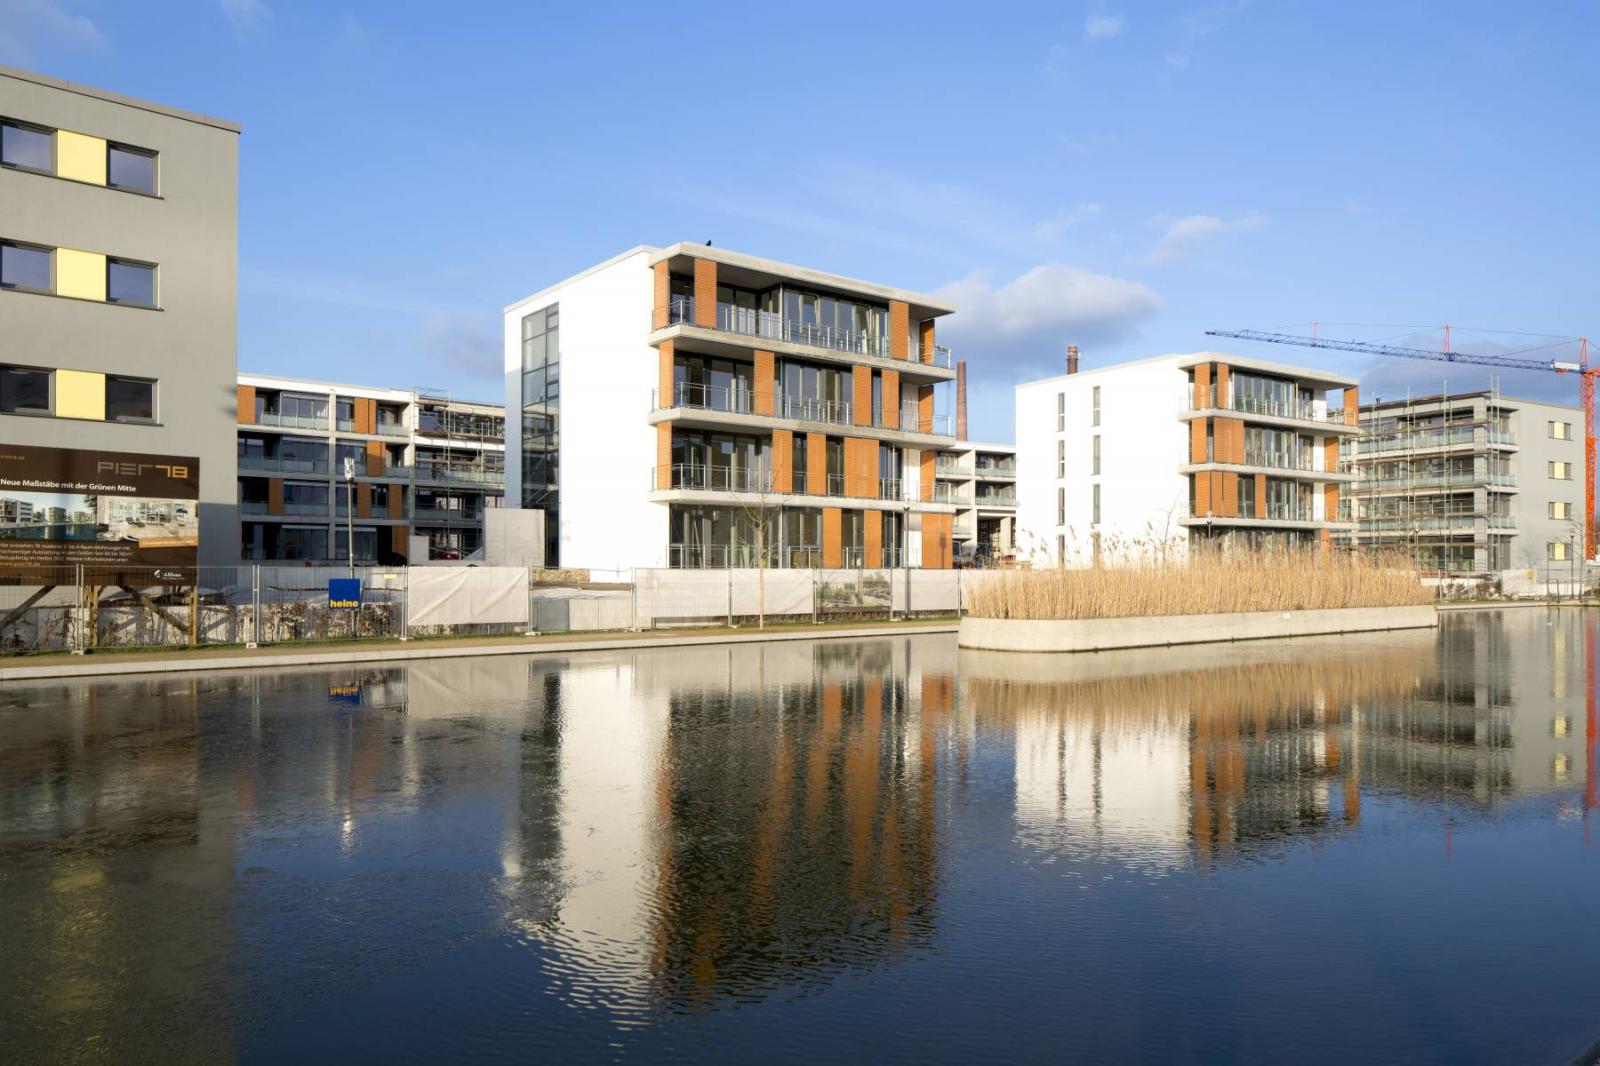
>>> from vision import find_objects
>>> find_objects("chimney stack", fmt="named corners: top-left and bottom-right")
top-left (1066, 344), bottom-right (1080, 375)
top-left (956, 360), bottom-right (968, 441)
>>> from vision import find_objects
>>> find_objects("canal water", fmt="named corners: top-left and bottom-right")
top-left (2, 609), bottom-right (1598, 1064)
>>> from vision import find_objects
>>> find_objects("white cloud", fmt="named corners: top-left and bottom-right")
top-left (1033, 202), bottom-right (1103, 242)
top-left (218, 0), bottom-right (267, 34)
top-left (1146, 212), bottom-right (1267, 264)
top-left (1084, 14), bottom-right (1124, 39)
top-left (937, 264), bottom-right (1161, 347)
top-left (417, 311), bottom-right (499, 379)
top-left (0, 0), bottom-right (108, 63)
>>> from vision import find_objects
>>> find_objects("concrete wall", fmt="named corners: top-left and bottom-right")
top-left (959, 604), bottom-right (1439, 652)
top-left (504, 249), bottom-right (665, 571)
top-left (0, 67), bottom-right (239, 565)
top-left (1016, 356), bottom-right (1189, 567)
top-left (1509, 398), bottom-right (1587, 567)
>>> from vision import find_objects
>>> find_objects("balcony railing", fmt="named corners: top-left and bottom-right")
top-left (976, 494), bottom-right (1018, 508)
top-left (1348, 427), bottom-right (1504, 455)
top-left (666, 295), bottom-right (956, 368)
top-left (376, 421), bottom-right (409, 437)
top-left (657, 463), bottom-right (771, 494)
top-left (934, 486), bottom-right (973, 505)
top-left (668, 543), bottom-right (896, 569)
top-left (1193, 505), bottom-right (1318, 522)
top-left (781, 395), bottom-right (853, 426)
top-left (974, 463), bottom-right (1017, 478)
top-left (879, 477), bottom-right (903, 500)
top-left (1195, 396), bottom-right (1349, 424)
top-left (257, 411), bottom-right (329, 430)
top-left (239, 454), bottom-right (329, 474)
top-left (413, 462), bottom-right (505, 486)
top-left (281, 501), bottom-right (330, 516)
top-left (239, 499), bottom-right (268, 514)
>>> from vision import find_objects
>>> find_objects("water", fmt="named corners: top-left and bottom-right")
top-left (2, 609), bottom-right (1598, 1064)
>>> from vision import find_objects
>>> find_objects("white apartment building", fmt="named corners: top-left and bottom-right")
top-left (933, 441), bottom-right (1017, 565)
top-left (502, 244), bottom-right (961, 572)
top-left (1016, 352), bottom-right (1360, 565)
top-left (237, 375), bottom-right (505, 563)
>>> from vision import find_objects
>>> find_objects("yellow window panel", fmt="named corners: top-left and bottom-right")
top-left (55, 248), bottom-right (106, 301)
top-left (56, 370), bottom-right (106, 420)
top-left (56, 130), bottom-right (107, 185)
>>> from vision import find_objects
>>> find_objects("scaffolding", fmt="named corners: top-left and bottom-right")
top-left (408, 387), bottom-right (507, 559)
top-left (1341, 379), bottom-right (1515, 576)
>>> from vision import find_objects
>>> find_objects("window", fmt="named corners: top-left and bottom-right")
top-left (1551, 501), bottom-right (1573, 520)
top-left (1056, 438), bottom-right (1065, 479)
top-left (1550, 541), bottom-right (1571, 561)
top-left (1056, 534), bottom-right (1065, 562)
top-left (107, 258), bottom-right (155, 306)
top-left (0, 365), bottom-right (51, 414)
top-left (1550, 420), bottom-right (1573, 440)
top-left (105, 375), bottom-right (155, 422)
top-left (1, 242), bottom-right (51, 291)
top-left (1056, 392), bottom-right (1065, 432)
top-left (1549, 461), bottom-right (1572, 480)
top-left (107, 144), bottom-right (156, 194)
top-left (1057, 486), bottom-right (1065, 526)
top-left (1092, 483), bottom-right (1101, 524)
top-left (0, 121), bottom-right (51, 172)
top-left (1092, 435), bottom-right (1100, 476)
top-left (1091, 385), bottom-right (1101, 427)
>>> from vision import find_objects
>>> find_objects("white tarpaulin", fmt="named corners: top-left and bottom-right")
top-left (732, 569), bottom-right (814, 618)
top-left (406, 567), bottom-right (529, 628)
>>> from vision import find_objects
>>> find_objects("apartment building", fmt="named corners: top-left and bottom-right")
top-left (237, 375), bottom-right (505, 563)
top-left (0, 65), bottom-right (238, 565)
top-left (934, 441), bottom-right (1018, 565)
top-left (1339, 391), bottom-right (1585, 574)
top-left (1016, 352), bottom-right (1359, 565)
top-left (502, 244), bottom-right (961, 571)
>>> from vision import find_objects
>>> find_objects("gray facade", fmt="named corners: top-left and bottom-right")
top-left (1341, 391), bottom-right (1585, 574)
top-left (0, 66), bottom-right (239, 565)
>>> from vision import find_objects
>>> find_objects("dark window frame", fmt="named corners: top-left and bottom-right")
top-left (0, 240), bottom-right (53, 293)
top-left (0, 119), bottom-right (53, 175)
top-left (106, 141), bottom-right (158, 195)
top-left (105, 374), bottom-right (157, 424)
top-left (0, 363), bottom-right (53, 416)
top-left (105, 256), bottom-right (157, 307)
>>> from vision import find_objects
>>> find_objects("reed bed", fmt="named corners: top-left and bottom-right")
top-left (966, 550), bottom-right (1433, 621)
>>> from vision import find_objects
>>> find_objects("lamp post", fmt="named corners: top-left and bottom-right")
top-left (343, 456), bottom-right (356, 639)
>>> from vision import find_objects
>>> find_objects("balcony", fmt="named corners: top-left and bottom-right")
top-left (975, 493), bottom-right (1018, 508)
top-left (1353, 472), bottom-right (1516, 491)
top-left (666, 296), bottom-right (955, 368)
top-left (657, 383), bottom-right (952, 436)
top-left (257, 411), bottom-right (330, 430)
top-left (1192, 396), bottom-right (1350, 426)
top-left (974, 462), bottom-right (1017, 478)
top-left (934, 485), bottom-right (973, 506)
top-left (413, 505), bottom-right (481, 523)
top-left (1191, 504), bottom-right (1319, 523)
top-left (239, 454), bottom-right (330, 474)
top-left (1349, 427), bottom-right (1513, 455)
top-left (657, 463), bottom-right (771, 494)
top-left (376, 421), bottom-right (409, 438)
top-left (414, 461), bottom-right (505, 486)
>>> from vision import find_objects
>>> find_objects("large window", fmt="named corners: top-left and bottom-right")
top-left (105, 375), bottom-right (155, 422)
top-left (1232, 372), bottom-right (1312, 419)
top-left (670, 430), bottom-right (771, 491)
top-left (0, 365), bottom-right (50, 414)
top-left (0, 242), bottom-right (50, 291)
top-left (107, 144), bottom-right (157, 194)
top-left (521, 303), bottom-right (560, 564)
top-left (106, 258), bottom-right (155, 306)
top-left (0, 121), bottom-right (51, 172)
top-left (778, 359), bottom-right (851, 423)
top-left (673, 353), bottom-right (753, 412)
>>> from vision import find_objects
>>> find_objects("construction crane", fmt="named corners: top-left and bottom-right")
top-left (1205, 327), bottom-right (1596, 558)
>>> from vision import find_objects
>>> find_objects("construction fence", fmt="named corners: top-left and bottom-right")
top-left (0, 565), bottom-right (967, 657)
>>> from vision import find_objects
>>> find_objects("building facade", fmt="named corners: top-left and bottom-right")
top-left (0, 65), bottom-right (239, 564)
top-left (934, 441), bottom-right (1017, 565)
top-left (237, 375), bottom-right (504, 563)
top-left (1016, 352), bottom-right (1360, 565)
top-left (1339, 391), bottom-right (1585, 574)
top-left (502, 244), bottom-right (961, 571)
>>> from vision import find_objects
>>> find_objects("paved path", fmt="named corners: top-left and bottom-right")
top-left (0, 622), bottom-right (959, 683)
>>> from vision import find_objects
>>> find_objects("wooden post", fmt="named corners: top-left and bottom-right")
top-left (189, 580), bottom-right (200, 646)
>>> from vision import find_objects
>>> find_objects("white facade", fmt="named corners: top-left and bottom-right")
top-left (503, 248), bottom-right (665, 573)
top-left (935, 440), bottom-right (1018, 563)
top-left (1017, 352), bottom-right (1359, 566)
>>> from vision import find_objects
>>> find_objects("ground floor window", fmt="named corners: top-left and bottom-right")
top-left (669, 504), bottom-right (905, 568)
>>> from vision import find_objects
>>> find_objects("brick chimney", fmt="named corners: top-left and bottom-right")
top-left (956, 360), bottom-right (968, 441)
top-left (1066, 344), bottom-right (1080, 375)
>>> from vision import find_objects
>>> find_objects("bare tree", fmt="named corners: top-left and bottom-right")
top-left (730, 459), bottom-right (781, 629)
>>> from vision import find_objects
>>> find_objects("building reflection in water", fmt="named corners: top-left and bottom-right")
top-left (964, 609), bottom-right (1595, 871)
top-left (1, 612), bottom-right (1596, 1057)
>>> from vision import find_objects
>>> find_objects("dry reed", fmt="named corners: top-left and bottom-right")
top-left (966, 549), bottom-right (1433, 621)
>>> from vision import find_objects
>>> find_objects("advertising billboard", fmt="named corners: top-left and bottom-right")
top-left (0, 444), bottom-right (200, 567)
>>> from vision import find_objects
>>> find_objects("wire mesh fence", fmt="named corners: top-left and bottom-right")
top-left (0, 564), bottom-right (967, 657)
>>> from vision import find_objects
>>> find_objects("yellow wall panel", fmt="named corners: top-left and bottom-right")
top-left (55, 248), bottom-right (106, 301)
top-left (56, 130), bottom-right (107, 185)
top-left (56, 370), bottom-right (105, 420)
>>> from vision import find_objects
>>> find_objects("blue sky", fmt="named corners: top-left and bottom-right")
top-left (5, 0), bottom-right (1598, 441)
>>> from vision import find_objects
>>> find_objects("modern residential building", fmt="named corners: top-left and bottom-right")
top-left (1016, 351), bottom-right (1360, 565)
top-left (934, 441), bottom-right (1017, 565)
top-left (237, 374), bottom-right (505, 563)
top-left (0, 65), bottom-right (239, 564)
top-left (1338, 390), bottom-right (1586, 574)
top-left (503, 244), bottom-right (961, 571)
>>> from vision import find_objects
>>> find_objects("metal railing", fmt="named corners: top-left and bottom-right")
top-left (376, 422), bottom-right (409, 437)
top-left (1349, 428), bottom-right (1486, 455)
top-left (1195, 396), bottom-right (1348, 424)
top-left (658, 463), bottom-right (771, 493)
top-left (975, 494), bottom-right (1018, 508)
top-left (879, 477), bottom-right (903, 500)
top-left (666, 295), bottom-right (956, 368)
top-left (239, 455), bottom-right (330, 474)
top-left (663, 380), bottom-right (755, 414)
top-left (780, 395), bottom-right (853, 426)
top-left (935, 485), bottom-right (973, 505)
top-left (974, 463), bottom-right (1017, 477)
top-left (257, 411), bottom-right (330, 430)
top-left (1241, 450), bottom-right (1318, 472)
top-left (413, 462), bottom-right (505, 486)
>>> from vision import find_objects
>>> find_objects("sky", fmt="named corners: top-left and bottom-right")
top-left (4, 0), bottom-right (1599, 442)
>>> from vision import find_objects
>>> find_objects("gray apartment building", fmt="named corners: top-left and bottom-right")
top-left (933, 441), bottom-right (1017, 564)
top-left (1340, 391), bottom-right (1586, 575)
top-left (0, 65), bottom-right (239, 566)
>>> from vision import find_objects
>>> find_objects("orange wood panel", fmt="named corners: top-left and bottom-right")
top-left (755, 350), bottom-right (775, 415)
top-left (1190, 418), bottom-right (1208, 464)
top-left (1254, 473), bottom-right (1267, 518)
top-left (822, 508), bottom-right (843, 568)
top-left (1193, 362), bottom-right (1211, 409)
top-left (658, 341), bottom-right (675, 407)
top-left (889, 301), bottom-right (909, 360)
top-left (863, 509), bottom-right (883, 568)
top-left (236, 385), bottom-right (255, 425)
top-left (267, 478), bottom-right (284, 515)
top-left (692, 259), bottom-right (717, 328)
top-left (882, 368), bottom-right (900, 428)
top-left (656, 423), bottom-right (672, 489)
top-left (853, 366), bottom-right (872, 426)
top-left (357, 483), bottom-right (372, 518)
top-left (652, 261), bottom-right (670, 330)
top-left (919, 320), bottom-right (935, 364)
top-left (807, 433), bottom-right (828, 496)
top-left (772, 430), bottom-right (793, 493)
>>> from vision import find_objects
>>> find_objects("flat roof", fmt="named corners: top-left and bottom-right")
top-left (239, 373), bottom-right (499, 409)
top-left (0, 64), bottom-right (240, 133)
top-left (1361, 391), bottom-right (1581, 414)
top-left (1019, 351), bottom-right (1358, 391)
top-left (650, 242), bottom-right (955, 318)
